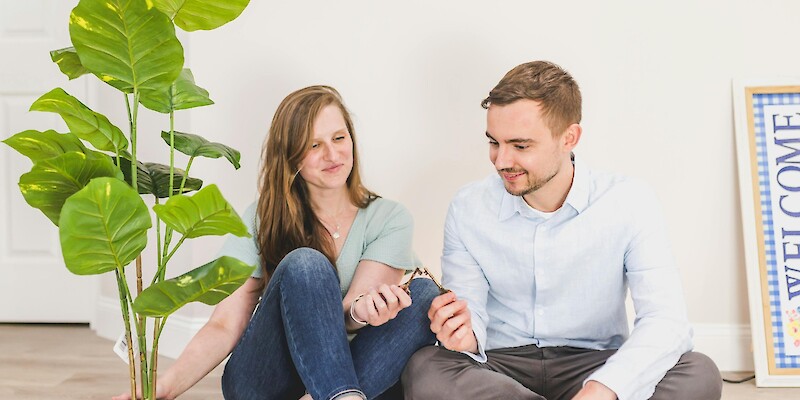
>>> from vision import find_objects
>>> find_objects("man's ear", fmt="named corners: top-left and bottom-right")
top-left (562, 124), bottom-right (582, 151)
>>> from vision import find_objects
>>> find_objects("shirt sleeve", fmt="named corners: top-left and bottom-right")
top-left (585, 184), bottom-right (693, 400)
top-left (441, 200), bottom-right (491, 363)
top-left (216, 202), bottom-right (262, 278)
top-left (360, 201), bottom-right (421, 270)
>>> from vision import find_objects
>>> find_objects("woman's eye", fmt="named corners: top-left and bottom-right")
top-left (311, 143), bottom-right (319, 149)
top-left (334, 136), bottom-right (345, 141)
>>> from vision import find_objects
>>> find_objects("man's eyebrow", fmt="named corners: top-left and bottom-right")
top-left (485, 132), bottom-right (533, 144)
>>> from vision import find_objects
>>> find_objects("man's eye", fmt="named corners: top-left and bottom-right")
top-left (488, 141), bottom-right (498, 146)
top-left (515, 145), bottom-right (529, 150)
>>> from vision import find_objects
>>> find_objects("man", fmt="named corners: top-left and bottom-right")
top-left (402, 61), bottom-right (722, 400)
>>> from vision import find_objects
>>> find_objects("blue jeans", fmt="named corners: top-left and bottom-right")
top-left (222, 248), bottom-right (438, 400)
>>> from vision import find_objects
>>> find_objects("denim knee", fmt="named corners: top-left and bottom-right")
top-left (407, 278), bottom-right (439, 310)
top-left (274, 247), bottom-right (339, 292)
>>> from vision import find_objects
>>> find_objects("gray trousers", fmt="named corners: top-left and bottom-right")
top-left (401, 345), bottom-right (722, 400)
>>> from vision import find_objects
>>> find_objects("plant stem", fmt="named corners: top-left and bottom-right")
top-left (169, 100), bottom-right (175, 198)
top-left (153, 235), bottom-right (187, 285)
top-left (149, 316), bottom-right (168, 400)
top-left (155, 197), bottom-right (163, 283)
top-left (128, 90), bottom-right (149, 396)
top-left (178, 157), bottom-right (194, 195)
top-left (130, 91), bottom-right (140, 192)
top-left (115, 268), bottom-right (137, 399)
top-left (136, 255), bottom-right (143, 295)
top-left (135, 255), bottom-right (149, 396)
top-left (160, 104), bottom-right (177, 283)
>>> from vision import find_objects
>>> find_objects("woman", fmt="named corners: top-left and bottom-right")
top-left (115, 86), bottom-right (438, 400)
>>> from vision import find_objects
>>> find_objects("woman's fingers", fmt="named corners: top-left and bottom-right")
top-left (358, 283), bottom-right (420, 326)
top-left (365, 294), bottom-right (380, 323)
top-left (390, 284), bottom-right (412, 309)
top-left (368, 288), bottom-right (389, 318)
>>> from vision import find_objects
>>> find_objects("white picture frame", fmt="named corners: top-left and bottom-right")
top-left (733, 79), bottom-right (800, 386)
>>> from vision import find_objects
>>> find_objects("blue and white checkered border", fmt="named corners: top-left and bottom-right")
top-left (753, 92), bottom-right (800, 369)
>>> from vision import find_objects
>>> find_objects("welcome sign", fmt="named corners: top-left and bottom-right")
top-left (734, 81), bottom-right (800, 386)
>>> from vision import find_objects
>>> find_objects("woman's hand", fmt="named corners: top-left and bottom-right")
top-left (352, 284), bottom-right (412, 326)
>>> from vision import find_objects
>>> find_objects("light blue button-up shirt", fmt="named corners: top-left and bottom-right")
top-left (441, 160), bottom-right (693, 400)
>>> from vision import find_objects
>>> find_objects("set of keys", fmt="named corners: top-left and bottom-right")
top-left (399, 267), bottom-right (450, 295)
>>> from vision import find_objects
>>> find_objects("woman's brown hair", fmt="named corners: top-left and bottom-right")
top-left (256, 85), bottom-right (375, 281)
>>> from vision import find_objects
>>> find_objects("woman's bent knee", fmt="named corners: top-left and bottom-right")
top-left (274, 247), bottom-right (339, 289)
top-left (407, 278), bottom-right (439, 308)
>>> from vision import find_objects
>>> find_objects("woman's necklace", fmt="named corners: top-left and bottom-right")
top-left (328, 217), bottom-right (342, 240)
top-left (319, 207), bottom-right (346, 240)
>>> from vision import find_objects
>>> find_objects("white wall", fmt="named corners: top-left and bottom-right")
top-left (91, 0), bottom-right (800, 370)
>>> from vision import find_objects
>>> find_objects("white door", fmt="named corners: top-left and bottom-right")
top-left (0, 0), bottom-right (94, 322)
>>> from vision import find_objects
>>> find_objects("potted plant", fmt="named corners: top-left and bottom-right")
top-left (2, 0), bottom-right (255, 398)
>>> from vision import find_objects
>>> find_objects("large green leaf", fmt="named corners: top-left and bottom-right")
top-left (152, 0), bottom-right (250, 32)
top-left (2, 130), bottom-right (87, 163)
top-left (50, 47), bottom-right (90, 80)
top-left (133, 256), bottom-right (255, 316)
top-left (60, 177), bottom-right (151, 275)
top-left (19, 152), bottom-right (124, 225)
top-left (153, 184), bottom-right (249, 238)
top-left (161, 131), bottom-right (240, 169)
top-left (119, 157), bottom-right (203, 198)
top-left (69, 0), bottom-right (184, 93)
top-left (30, 88), bottom-right (128, 153)
top-left (140, 69), bottom-right (214, 113)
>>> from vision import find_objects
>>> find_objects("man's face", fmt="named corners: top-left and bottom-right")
top-left (486, 99), bottom-right (566, 197)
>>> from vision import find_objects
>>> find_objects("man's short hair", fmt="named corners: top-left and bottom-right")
top-left (481, 61), bottom-right (582, 137)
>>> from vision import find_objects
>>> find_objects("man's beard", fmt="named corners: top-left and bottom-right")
top-left (500, 167), bottom-right (559, 197)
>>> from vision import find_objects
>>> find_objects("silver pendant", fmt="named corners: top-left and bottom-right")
top-left (332, 231), bottom-right (341, 239)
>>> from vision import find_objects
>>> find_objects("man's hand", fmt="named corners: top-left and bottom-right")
top-left (428, 291), bottom-right (478, 353)
top-left (571, 380), bottom-right (616, 400)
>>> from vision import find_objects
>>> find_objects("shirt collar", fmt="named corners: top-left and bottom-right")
top-left (563, 157), bottom-right (590, 214)
top-left (497, 154), bottom-right (590, 221)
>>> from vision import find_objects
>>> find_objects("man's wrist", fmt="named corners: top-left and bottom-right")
top-left (582, 380), bottom-right (616, 400)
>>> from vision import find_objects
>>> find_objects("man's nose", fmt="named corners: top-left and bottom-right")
top-left (493, 146), bottom-right (513, 170)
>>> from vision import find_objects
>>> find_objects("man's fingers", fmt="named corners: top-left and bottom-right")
top-left (428, 292), bottom-right (457, 320)
top-left (430, 300), bottom-right (469, 335)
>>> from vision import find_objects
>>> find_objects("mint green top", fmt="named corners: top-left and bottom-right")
top-left (218, 198), bottom-right (421, 297)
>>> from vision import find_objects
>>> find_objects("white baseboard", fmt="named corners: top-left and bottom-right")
top-left (92, 295), bottom-right (208, 360)
top-left (692, 323), bottom-right (753, 372)
top-left (92, 300), bottom-right (754, 372)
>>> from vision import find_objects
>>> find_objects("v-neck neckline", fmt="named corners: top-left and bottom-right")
top-left (335, 206), bottom-right (364, 265)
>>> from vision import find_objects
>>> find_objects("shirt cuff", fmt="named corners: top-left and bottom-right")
top-left (458, 313), bottom-right (488, 363)
top-left (585, 367), bottom-right (653, 400)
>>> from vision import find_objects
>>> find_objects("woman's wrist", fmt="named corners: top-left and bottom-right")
top-left (349, 294), bottom-right (368, 326)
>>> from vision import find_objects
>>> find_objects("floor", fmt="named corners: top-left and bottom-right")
top-left (0, 324), bottom-right (222, 400)
top-left (1, 324), bottom-right (799, 400)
